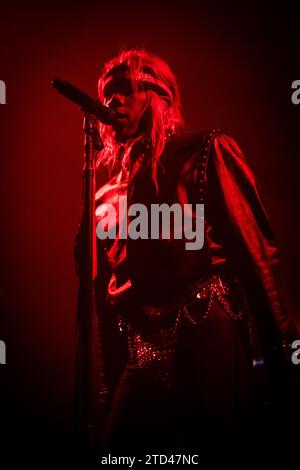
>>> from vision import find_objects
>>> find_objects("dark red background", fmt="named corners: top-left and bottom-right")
top-left (0, 0), bottom-right (299, 451)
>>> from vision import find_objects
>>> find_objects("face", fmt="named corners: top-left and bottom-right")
top-left (103, 78), bottom-right (149, 143)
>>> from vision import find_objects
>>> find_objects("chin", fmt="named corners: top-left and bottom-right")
top-left (114, 131), bottom-right (128, 144)
top-left (114, 128), bottom-right (138, 144)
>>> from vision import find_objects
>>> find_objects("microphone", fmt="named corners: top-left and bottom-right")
top-left (51, 78), bottom-right (115, 125)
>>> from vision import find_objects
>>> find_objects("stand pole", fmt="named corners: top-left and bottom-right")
top-left (75, 114), bottom-right (105, 449)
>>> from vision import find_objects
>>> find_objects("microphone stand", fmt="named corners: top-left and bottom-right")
top-left (75, 114), bottom-right (107, 449)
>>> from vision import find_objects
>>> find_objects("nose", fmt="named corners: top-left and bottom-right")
top-left (106, 93), bottom-right (125, 108)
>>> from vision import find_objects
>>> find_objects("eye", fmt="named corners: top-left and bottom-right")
top-left (103, 79), bottom-right (134, 101)
top-left (116, 81), bottom-right (134, 96)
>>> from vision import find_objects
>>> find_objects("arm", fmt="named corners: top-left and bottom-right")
top-left (206, 133), bottom-right (298, 359)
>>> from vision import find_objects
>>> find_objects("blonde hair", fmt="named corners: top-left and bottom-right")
top-left (97, 48), bottom-right (184, 190)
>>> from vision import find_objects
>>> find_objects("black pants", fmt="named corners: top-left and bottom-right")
top-left (102, 299), bottom-right (255, 453)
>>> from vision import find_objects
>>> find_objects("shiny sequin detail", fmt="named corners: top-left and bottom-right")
top-left (181, 274), bottom-right (248, 325)
top-left (126, 310), bottom-right (182, 387)
top-left (117, 273), bottom-right (248, 387)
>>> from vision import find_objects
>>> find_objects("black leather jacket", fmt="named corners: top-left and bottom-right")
top-left (84, 130), bottom-right (297, 376)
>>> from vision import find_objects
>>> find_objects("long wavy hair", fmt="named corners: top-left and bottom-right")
top-left (97, 48), bottom-right (185, 190)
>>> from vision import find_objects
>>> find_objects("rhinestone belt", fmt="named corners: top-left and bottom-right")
top-left (116, 273), bottom-right (249, 386)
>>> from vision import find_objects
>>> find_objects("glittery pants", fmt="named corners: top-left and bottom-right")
top-left (102, 299), bottom-right (255, 452)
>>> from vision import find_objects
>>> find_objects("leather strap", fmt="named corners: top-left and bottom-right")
top-left (197, 128), bottom-right (221, 203)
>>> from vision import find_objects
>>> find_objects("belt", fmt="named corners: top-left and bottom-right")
top-left (139, 273), bottom-right (247, 323)
top-left (115, 273), bottom-right (249, 387)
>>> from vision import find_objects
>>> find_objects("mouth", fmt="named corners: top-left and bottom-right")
top-left (114, 110), bottom-right (129, 120)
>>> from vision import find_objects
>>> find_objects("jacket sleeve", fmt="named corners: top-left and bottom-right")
top-left (206, 132), bottom-right (298, 351)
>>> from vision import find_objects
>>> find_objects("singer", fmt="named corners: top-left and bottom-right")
top-left (74, 48), bottom-right (298, 453)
